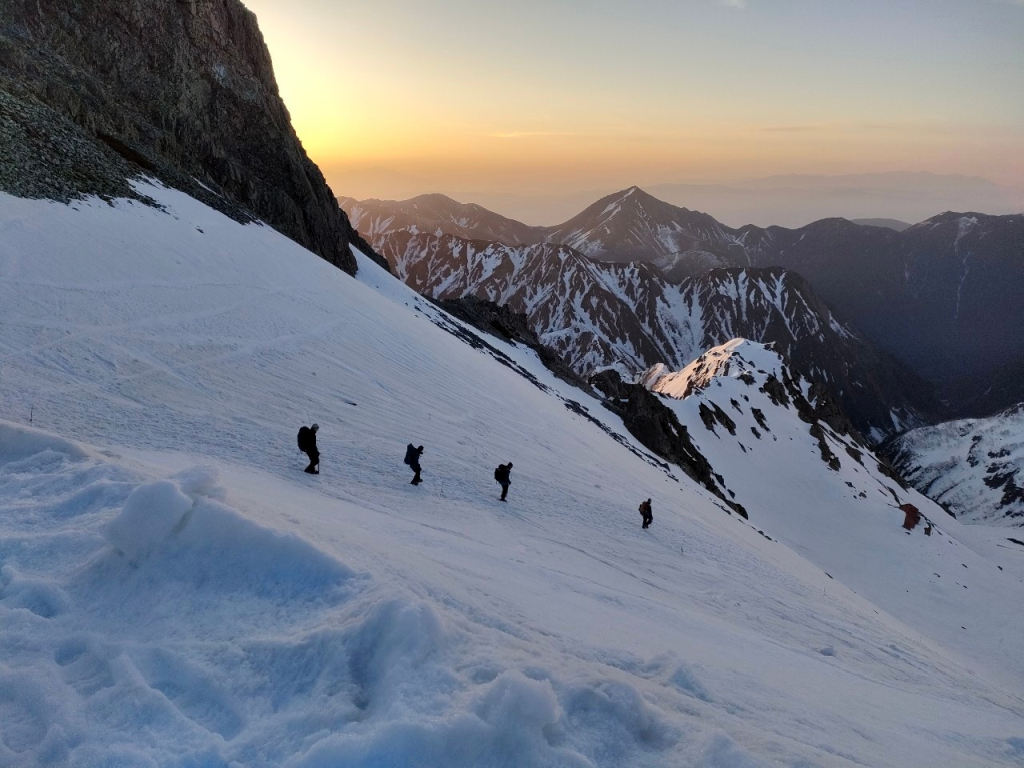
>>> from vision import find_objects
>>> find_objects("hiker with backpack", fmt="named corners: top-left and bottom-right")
top-left (297, 423), bottom-right (320, 474)
top-left (404, 444), bottom-right (424, 485)
top-left (638, 498), bottom-right (653, 529)
top-left (494, 462), bottom-right (513, 501)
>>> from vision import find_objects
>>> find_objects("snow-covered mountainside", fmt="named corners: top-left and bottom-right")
top-left (388, 233), bottom-right (691, 376)
top-left (342, 190), bottom-right (1024, 415)
top-left (678, 269), bottom-right (934, 442)
top-left (3, 184), bottom-right (1024, 766)
top-left (887, 404), bottom-right (1024, 526)
top-left (645, 339), bottom-right (1024, 685)
top-left (553, 192), bottom-right (1024, 392)
top-left (343, 206), bottom-right (936, 440)
top-left (540, 186), bottom-right (745, 276)
top-left (341, 193), bottom-right (546, 247)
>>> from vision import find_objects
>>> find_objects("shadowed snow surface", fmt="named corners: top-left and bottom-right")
top-left (1, 184), bottom-right (1023, 767)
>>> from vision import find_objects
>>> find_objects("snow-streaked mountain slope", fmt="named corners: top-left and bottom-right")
top-left (343, 191), bottom-right (1024, 414)
top-left (371, 228), bottom-right (700, 378)
top-left (676, 268), bottom-right (934, 442)
top-left (345, 203), bottom-right (935, 439)
top-left (1, 185), bottom-right (1024, 767)
top-left (888, 404), bottom-right (1024, 526)
top-left (539, 189), bottom-right (1024, 390)
top-left (541, 186), bottom-right (745, 276)
top-left (341, 193), bottom-right (545, 246)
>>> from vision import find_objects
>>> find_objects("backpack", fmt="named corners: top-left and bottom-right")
top-left (404, 444), bottom-right (416, 466)
top-left (297, 426), bottom-right (310, 451)
top-left (494, 466), bottom-right (501, 481)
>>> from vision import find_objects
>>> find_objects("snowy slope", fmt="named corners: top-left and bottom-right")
top-left (888, 404), bottom-right (1024, 526)
top-left (2, 186), bottom-right (1024, 767)
top-left (646, 340), bottom-right (1024, 690)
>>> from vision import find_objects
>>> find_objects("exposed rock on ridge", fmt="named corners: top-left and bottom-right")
top-left (590, 369), bottom-right (749, 518)
top-left (0, 0), bottom-right (386, 274)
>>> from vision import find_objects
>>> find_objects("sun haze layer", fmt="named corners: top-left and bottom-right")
top-left (243, 0), bottom-right (1024, 215)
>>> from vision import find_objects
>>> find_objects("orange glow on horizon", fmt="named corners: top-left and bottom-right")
top-left (245, 0), bottom-right (1024, 206)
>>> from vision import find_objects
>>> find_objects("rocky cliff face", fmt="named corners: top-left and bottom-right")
top-left (0, 0), bottom-right (385, 274)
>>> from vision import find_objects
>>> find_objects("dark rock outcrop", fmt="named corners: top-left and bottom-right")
top-left (0, 0), bottom-right (387, 274)
top-left (591, 370), bottom-right (748, 518)
top-left (433, 296), bottom-right (591, 393)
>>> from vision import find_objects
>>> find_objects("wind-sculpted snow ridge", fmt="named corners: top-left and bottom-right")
top-left (3, 185), bottom-right (1024, 766)
top-left (888, 404), bottom-right (1024, 526)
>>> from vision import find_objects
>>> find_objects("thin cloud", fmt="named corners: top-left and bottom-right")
top-left (489, 131), bottom-right (578, 139)
top-left (756, 123), bottom-right (835, 133)
top-left (753, 121), bottom-right (921, 134)
top-left (717, 0), bottom-right (747, 8)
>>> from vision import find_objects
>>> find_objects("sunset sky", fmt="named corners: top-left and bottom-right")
top-left (244, 0), bottom-right (1024, 215)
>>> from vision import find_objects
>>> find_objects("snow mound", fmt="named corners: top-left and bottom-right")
top-left (294, 671), bottom-right (589, 768)
top-left (99, 465), bottom-right (356, 601)
top-left (105, 478), bottom-right (194, 561)
top-left (0, 421), bottom-right (93, 465)
top-left (0, 566), bottom-right (70, 619)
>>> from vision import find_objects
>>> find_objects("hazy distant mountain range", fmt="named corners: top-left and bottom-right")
top-left (646, 172), bottom-right (1023, 229)
top-left (336, 170), bottom-right (1023, 228)
top-left (341, 187), bottom-right (1024, 428)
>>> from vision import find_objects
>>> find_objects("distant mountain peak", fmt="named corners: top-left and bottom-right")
top-left (543, 186), bottom-right (730, 264)
top-left (409, 192), bottom-right (464, 206)
top-left (604, 185), bottom-right (673, 210)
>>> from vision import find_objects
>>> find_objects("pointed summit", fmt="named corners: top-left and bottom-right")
top-left (540, 186), bottom-right (740, 268)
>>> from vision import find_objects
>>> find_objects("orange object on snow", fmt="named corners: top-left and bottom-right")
top-left (899, 503), bottom-right (921, 531)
